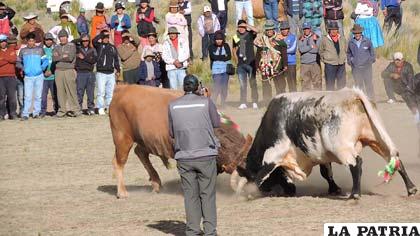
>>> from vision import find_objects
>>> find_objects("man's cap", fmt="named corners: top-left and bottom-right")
top-left (351, 24), bottom-right (364, 34)
top-left (95, 2), bottom-right (105, 11)
top-left (183, 74), bottom-right (199, 92)
top-left (0, 34), bottom-right (7, 42)
top-left (80, 8), bottom-right (86, 13)
top-left (203, 5), bottom-right (211, 12)
top-left (44, 32), bottom-right (55, 40)
top-left (279, 21), bottom-right (290, 30)
top-left (264, 20), bottom-right (276, 31)
top-left (58, 29), bottom-right (69, 38)
top-left (168, 27), bottom-right (180, 34)
top-left (302, 22), bottom-right (312, 29)
top-left (23, 13), bottom-right (38, 20)
top-left (393, 52), bottom-right (403, 60)
top-left (237, 20), bottom-right (247, 28)
top-left (327, 21), bottom-right (340, 30)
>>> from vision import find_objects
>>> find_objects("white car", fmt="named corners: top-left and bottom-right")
top-left (46, 0), bottom-right (136, 13)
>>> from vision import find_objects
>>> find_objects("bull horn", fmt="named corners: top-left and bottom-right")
top-left (230, 170), bottom-right (248, 194)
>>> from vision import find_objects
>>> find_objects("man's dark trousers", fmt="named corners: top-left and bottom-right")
top-left (0, 77), bottom-right (17, 117)
top-left (185, 14), bottom-right (194, 58)
top-left (325, 63), bottom-right (346, 91)
top-left (41, 79), bottom-right (58, 115)
top-left (76, 72), bottom-right (96, 111)
top-left (177, 158), bottom-right (217, 236)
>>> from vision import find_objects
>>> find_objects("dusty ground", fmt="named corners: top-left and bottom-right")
top-left (1, 97), bottom-right (420, 236)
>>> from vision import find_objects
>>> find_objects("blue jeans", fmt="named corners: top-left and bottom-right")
top-left (211, 73), bottom-right (229, 107)
top-left (235, 0), bottom-right (254, 26)
top-left (168, 69), bottom-right (186, 90)
top-left (237, 63), bottom-right (258, 103)
top-left (22, 74), bottom-right (44, 117)
top-left (96, 72), bottom-right (116, 109)
top-left (263, 0), bottom-right (279, 28)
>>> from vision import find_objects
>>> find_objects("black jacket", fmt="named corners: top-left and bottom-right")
top-left (209, 43), bottom-right (231, 68)
top-left (284, 0), bottom-right (303, 18)
top-left (323, 0), bottom-right (344, 20)
top-left (208, 0), bottom-right (229, 12)
top-left (73, 38), bottom-right (97, 72)
top-left (93, 34), bottom-right (120, 74)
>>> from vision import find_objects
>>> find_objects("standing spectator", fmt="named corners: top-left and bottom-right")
top-left (254, 20), bottom-right (288, 102)
top-left (117, 31), bottom-right (141, 85)
top-left (76, 8), bottom-right (89, 36)
top-left (276, 21), bottom-right (297, 92)
top-left (323, 0), bottom-right (344, 36)
top-left (7, 35), bottom-right (23, 116)
top-left (381, 0), bottom-right (402, 34)
top-left (0, 34), bottom-right (17, 120)
top-left (53, 29), bottom-right (79, 118)
top-left (49, 12), bottom-right (79, 43)
top-left (284, 0), bottom-right (304, 36)
top-left (74, 33), bottom-right (97, 115)
top-left (93, 30), bottom-right (120, 115)
top-left (162, 27), bottom-right (189, 90)
top-left (353, 0), bottom-right (384, 48)
top-left (165, 0), bottom-right (189, 47)
top-left (208, 0), bottom-right (229, 33)
top-left (178, 0), bottom-right (194, 59)
top-left (135, 0), bottom-right (156, 47)
top-left (264, 0), bottom-right (279, 30)
top-left (235, 0), bottom-right (254, 26)
top-left (141, 30), bottom-right (169, 88)
top-left (232, 20), bottom-right (259, 109)
top-left (17, 33), bottom-right (48, 120)
top-left (302, 0), bottom-right (323, 36)
top-left (209, 30), bottom-right (231, 108)
top-left (20, 13), bottom-right (44, 45)
top-left (110, 2), bottom-right (131, 48)
top-left (346, 24), bottom-right (376, 100)
top-left (90, 2), bottom-right (109, 41)
top-left (319, 21), bottom-right (346, 91)
top-left (197, 6), bottom-right (220, 61)
top-left (40, 33), bottom-right (58, 118)
top-left (381, 52), bottom-right (416, 108)
top-left (298, 22), bottom-right (322, 91)
top-left (138, 49), bottom-right (161, 87)
top-left (0, 2), bottom-right (15, 36)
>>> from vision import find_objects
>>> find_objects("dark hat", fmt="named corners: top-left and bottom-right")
top-left (351, 24), bottom-right (364, 34)
top-left (7, 35), bottom-right (18, 44)
top-left (264, 20), bottom-right (276, 31)
top-left (147, 29), bottom-right (158, 37)
top-left (95, 2), bottom-right (105, 11)
top-left (214, 30), bottom-right (225, 40)
top-left (302, 22), bottom-right (312, 29)
top-left (327, 21), bottom-right (340, 30)
top-left (115, 2), bottom-right (125, 10)
top-left (237, 20), bottom-right (247, 28)
top-left (140, 0), bottom-right (149, 3)
top-left (279, 21), bottom-right (290, 30)
top-left (58, 29), bottom-right (69, 38)
top-left (183, 74), bottom-right (199, 92)
top-left (44, 32), bottom-right (55, 40)
top-left (80, 33), bottom-right (90, 40)
top-left (0, 2), bottom-right (6, 9)
top-left (168, 27), bottom-right (180, 34)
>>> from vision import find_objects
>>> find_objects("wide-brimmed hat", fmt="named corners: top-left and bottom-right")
top-left (327, 21), bottom-right (340, 30)
top-left (7, 35), bottom-right (18, 44)
top-left (44, 32), bottom-right (55, 40)
top-left (147, 29), bottom-right (158, 37)
top-left (168, 27), bottom-right (180, 34)
top-left (169, 0), bottom-right (179, 8)
top-left (351, 24), bottom-right (364, 34)
top-left (237, 20), bottom-right (247, 28)
top-left (302, 22), bottom-right (312, 30)
top-left (140, 0), bottom-right (149, 3)
top-left (143, 49), bottom-right (155, 59)
top-left (115, 2), bottom-right (125, 11)
top-left (23, 13), bottom-right (38, 20)
top-left (264, 20), bottom-right (276, 31)
top-left (279, 21), bottom-right (290, 30)
top-left (95, 2), bottom-right (105, 11)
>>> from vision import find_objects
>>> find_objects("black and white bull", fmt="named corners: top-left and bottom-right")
top-left (232, 88), bottom-right (417, 199)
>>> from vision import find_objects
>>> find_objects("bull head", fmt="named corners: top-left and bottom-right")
top-left (228, 134), bottom-right (253, 194)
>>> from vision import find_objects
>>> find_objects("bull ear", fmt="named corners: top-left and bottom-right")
top-left (239, 134), bottom-right (253, 159)
top-left (246, 134), bottom-right (253, 144)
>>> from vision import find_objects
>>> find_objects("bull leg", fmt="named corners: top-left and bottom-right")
top-left (320, 163), bottom-right (342, 195)
top-left (349, 156), bottom-right (363, 199)
top-left (134, 146), bottom-right (162, 193)
top-left (397, 160), bottom-right (418, 196)
top-left (112, 141), bottom-right (133, 199)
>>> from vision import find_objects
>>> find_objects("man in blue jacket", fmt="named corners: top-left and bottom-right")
top-left (17, 33), bottom-right (48, 120)
top-left (381, 0), bottom-right (402, 33)
top-left (278, 21), bottom-right (297, 92)
top-left (346, 24), bottom-right (376, 101)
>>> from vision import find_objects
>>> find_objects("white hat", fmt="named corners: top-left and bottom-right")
top-left (393, 52), bottom-right (403, 60)
top-left (203, 5), bottom-right (211, 12)
top-left (23, 13), bottom-right (38, 20)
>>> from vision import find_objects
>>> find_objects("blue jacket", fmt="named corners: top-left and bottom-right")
top-left (138, 60), bottom-right (161, 84)
top-left (346, 36), bottom-right (375, 68)
top-left (284, 34), bottom-right (297, 65)
top-left (76, 15), bottom-right (89, 35)
top-left (17, 46), bottom-right (49, 77)
top-left (110, 14), bottom-right (131, 31)
top-left (381, 0), bottom-right (400, 10)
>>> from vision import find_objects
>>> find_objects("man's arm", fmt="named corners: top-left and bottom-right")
top-left (208, 99), bottom-right (220, 128)
top-left (113, 47), bottom-right (121, 73)
top-left (298, 38), bottom-right (311, 54)
top-left (117, 45), bottom-right (135, 61)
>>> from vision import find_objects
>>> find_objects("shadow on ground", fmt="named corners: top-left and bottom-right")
top-left (147, 220), bottom-right (186, 236)
top-left (97, 180), bottom-right (184, 196)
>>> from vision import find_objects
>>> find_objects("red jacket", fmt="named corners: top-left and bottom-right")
top-left (0, 47), bottom-right (17, 77)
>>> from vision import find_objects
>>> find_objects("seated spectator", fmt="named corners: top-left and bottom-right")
top-left (197, 6), bottom-right (220, 61)
top-left (138, 49), bottom-right (161, 87)
top-left (209, 30), bottom-right (231, 108)
top-left (110, 2), bottom-right (131, 48)
top-left (20, 13), bottom-right (44, 45)
top-left (140, 30), bottom-right (168, 88)
top-left (117, 31), bottom-right (141, 85)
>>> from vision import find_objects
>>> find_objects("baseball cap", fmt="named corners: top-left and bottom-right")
top-left (0, 34), bottom-right (7, 42)
top-left (393, 52), bottom-right (403, 60)
top-left (203, 5), bottom-right (211, 12)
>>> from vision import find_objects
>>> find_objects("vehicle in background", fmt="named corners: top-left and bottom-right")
top-left (46, 0), bottom-right (136, 14)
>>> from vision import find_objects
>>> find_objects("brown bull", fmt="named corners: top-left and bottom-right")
top-left (109, 85), bottom-right (252, 198)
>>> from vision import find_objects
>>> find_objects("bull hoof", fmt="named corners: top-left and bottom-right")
top-left (328, 186), bottom-right (342, 196)
top-left (151, 181), bottom-right (161, 193)
top-left (117, 191), bottom-right (129, 199)
top-left (408, 187), bottom-right (418, 196)
top-left (349, 193), bottom-right (361, 200)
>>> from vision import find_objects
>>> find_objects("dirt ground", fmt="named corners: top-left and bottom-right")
top-left (1, 98), bottom-right (420, 235)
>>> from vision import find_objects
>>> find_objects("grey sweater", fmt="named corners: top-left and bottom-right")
top-left (168, 93), bottom-right (220, 161)
top-left (53, 42), bottom-right (77, 70)
top-left (298, 33), bottom-right (321, 64)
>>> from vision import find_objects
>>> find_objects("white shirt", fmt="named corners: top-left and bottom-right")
top-left (218, 0), bottom-right (226, 11)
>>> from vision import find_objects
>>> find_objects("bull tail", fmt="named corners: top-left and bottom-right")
top-left (353, 88), bottom-right (399, 159)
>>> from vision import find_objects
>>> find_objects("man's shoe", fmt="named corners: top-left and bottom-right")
top-left (39, 113), bottom-right (46, 118)
top-left (252, 103), bottom-right (259, 109)
top-left (9, 115), bottom-right (18, 120)
top-left (56, 111), bottom-right (66, 118)
top-left (20, 116), bottom-right (28, 121)
top-left (386, 99), bottom-right (395, 104)
top-left (88, 110), bottom-right (95, 116)
top-left (33, 114), bottom-right (39, 119)
top-left (238, 104), bottom-right (248, 110)
top-left (98, 108), bottom-right (106, 115)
